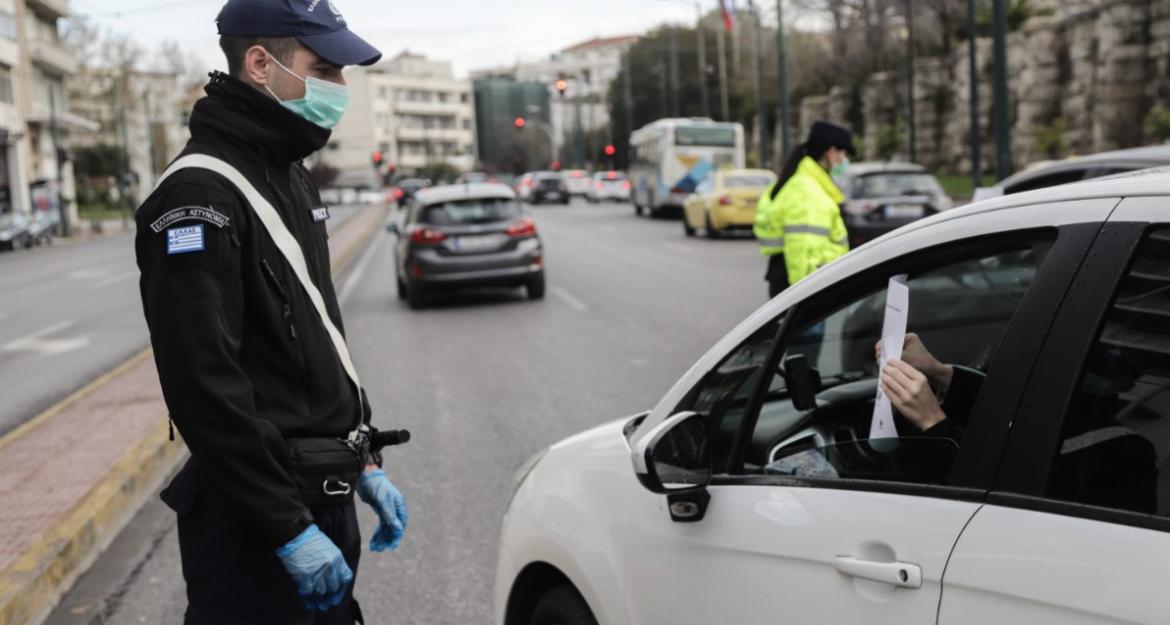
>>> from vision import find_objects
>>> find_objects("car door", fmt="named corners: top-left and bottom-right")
top-left (622, 226), bottom-right (1092, 625)
top-left (940, 198), bottom-right (1170, 624)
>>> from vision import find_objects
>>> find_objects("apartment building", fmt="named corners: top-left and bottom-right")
top-left (0, 0), bottom-right (94, 229)
top-left (331, 51), bottom-right (476, 187)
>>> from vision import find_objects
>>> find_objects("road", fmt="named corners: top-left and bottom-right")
top-left (45, 200), bottom-right (767, 625)
top-left (0, 207), bottom-right (360, 437)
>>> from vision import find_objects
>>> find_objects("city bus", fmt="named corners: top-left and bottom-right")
top-left (628, 118), bottom-right (746, 217)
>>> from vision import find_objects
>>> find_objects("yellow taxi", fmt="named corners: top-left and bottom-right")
top-left (682, 169), bottom-right (777, 238)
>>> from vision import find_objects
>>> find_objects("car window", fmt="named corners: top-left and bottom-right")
top-left (723, 175), bottom-right (774, 188)
top-left (852, 173), bottom-right (942, 198)
top-left (1043, 228), bottom-right (1170, 516)
top-left (1003, 168), bottom-right (1089, 194)
top-left (695, 177), bottom-right (715, 194)
top-left (746, 241), bottom-right (1050, 483)
top-left (420, 198), bottom-right (522, 225)
top-left (677, 317), bottom-right (783, 472)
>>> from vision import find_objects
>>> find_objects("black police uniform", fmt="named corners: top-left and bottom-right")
top-left (136, 72), bottom-right (371, 625)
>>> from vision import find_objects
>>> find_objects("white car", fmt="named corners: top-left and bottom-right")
top-left (496, 170), bottom-right (1170, 625)
top-left (585, 171), bottom-right (631, 203)
top-left (563, 170), bottom-right (592, 197)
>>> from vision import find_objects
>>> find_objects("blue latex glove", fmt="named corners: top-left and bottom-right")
top-left (357, 469), bottom-right (408, 552)
top-left (275, 524), bottom-right (354, 612)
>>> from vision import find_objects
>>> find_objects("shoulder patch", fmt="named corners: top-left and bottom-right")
top-left (167, 225), bottom-right (205, 255)
top-left (151, 206), bottom-right (230, 233)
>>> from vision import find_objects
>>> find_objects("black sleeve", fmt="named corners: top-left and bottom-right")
top-left (939, 365), bottom-right (986, 429)
top-left (137, 181), bottom-right (312, 547)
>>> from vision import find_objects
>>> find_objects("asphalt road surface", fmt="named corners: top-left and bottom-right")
top-left (0, 207), bottom-right (360, 437)
top-left (46, 199), bottom-right (767, 625)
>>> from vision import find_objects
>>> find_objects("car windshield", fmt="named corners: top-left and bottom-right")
top-left (724, 175), bottom-right (773, 188)
top-left (675, 126), bottom-right (736, 147)
top-left (853, 173), bottom-right (943, 198)
top-left (420, 198), bottom-right (522, 225)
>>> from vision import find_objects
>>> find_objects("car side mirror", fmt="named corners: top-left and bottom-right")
top-left (782, 354), bottom-right (821, 411)
top-left (633, 411), bottom-right (712, 522)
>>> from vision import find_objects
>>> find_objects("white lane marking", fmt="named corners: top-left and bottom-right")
top-left (340, 218), bottom-right (390, 305)
top-left (552, 287), bottom-right (588, 312)
top-left (91, 270), bottom-right (138, 289)
top-left (1, 320), bottom-right (91, 357)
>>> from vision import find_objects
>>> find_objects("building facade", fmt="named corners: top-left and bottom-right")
top-left (512, 35), bottom-right (637, 166)
top-left (330, 51), bottom-right (476, 187)
top-left (472, 78), bottom-right (551, 174)
top-left (66, 69), bottom-right (188, 205)
top-left (0, 0), bottom-right (94, 231)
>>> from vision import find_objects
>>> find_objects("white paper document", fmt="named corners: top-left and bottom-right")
top-left (870, 275), bottom-right (910, 444)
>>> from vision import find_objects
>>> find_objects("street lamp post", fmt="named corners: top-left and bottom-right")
top-left (696, 3), bottom-right (711, 119)
top-left (968, 0), bottom-right (982, 189)
top-left (776, 0), bottom-right (791, 155)
top-left (906, 0), bottom-right (917, 163)
top-left (748, 0), bottom-right (768, 168)
top-left (991, 0), bottom-right (1013, 179)
top-left (669, 28), bottom-right (681, 117)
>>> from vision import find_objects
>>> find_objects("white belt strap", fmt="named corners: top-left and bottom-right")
top-left (156, 154), bottom-right (362, 390)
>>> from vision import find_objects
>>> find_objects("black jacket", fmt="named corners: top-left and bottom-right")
top-left (136, 73), bottom-right (369, 547)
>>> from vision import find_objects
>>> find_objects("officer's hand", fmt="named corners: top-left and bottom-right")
top-left (881, 359), bottom-right (947, 432)
top-left (275, 524), bottom-right (354, 612)
top-left (357, 469), bottom-right (408, 552)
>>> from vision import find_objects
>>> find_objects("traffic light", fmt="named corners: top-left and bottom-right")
top-left (555, 79), bottom-right (568, 98)
top-left (514, 117), bottom-right (526, 129)
top-left (372, 150), bottom-right (384, 168)
top-left (604, 144), bottom-right (616, 157)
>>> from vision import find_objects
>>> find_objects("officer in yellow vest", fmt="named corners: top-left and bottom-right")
top-left (754, 121), bottom-right (855, 298)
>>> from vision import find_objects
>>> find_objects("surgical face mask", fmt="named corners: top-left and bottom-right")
top-left (830, 154), bottom-right (850, 178)
top-left (264, 52), bottom-right (348, 130)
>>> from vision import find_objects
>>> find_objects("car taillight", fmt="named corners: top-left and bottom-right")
top-left (526, 179), bottom-right (536, 188)
top-left (718, 195), bottom-right (734, 206)
top-left (595, 182), bottom-right (605, 190)
top-left (392, 188), bottom-right (405, 200)
top-left (622, 181), bottom-right (631, 190)
top-left (410, 227), bottom-right (446, 244)
top-left (505, 217), bottom-right (536, 237)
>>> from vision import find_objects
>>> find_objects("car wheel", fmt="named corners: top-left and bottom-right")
top-left (561, 198), bottom-right (570, 205)
top-left (683, 215), bottom-right (696, 237)
top-left (705, 213), bottom-right (721, 239)
top-left (526, 274), bottom-right (546, 300)
top-left (406, 282), bottom-right (426, 310)
top-left (530, 585), bottom-right (597, 625)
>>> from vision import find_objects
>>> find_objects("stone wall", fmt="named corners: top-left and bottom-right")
top-left (796, 0), bottom-right (1170, 172)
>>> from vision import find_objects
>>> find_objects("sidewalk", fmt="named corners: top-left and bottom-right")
top-left (0, 205), bottom-right (389, 625)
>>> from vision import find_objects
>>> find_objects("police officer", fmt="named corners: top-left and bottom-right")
top-left (134, 2), bottom-right (406, 623)
top-left (754, 121), bottom-right (855, 297)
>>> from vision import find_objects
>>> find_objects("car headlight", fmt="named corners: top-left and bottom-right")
top-left (509, 447), bottom-right (549, 505)
top-left (0, 231), bottom-right (11, 241)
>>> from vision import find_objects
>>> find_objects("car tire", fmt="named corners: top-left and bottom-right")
top-left (406, 282), bottom-right (426, 310)
top-left (526, 274), bottom-right (546, 300)
top-left (561, 199), bottom-right (570, 205)
top-left (705, 213), bottom-right (721, 239)
top-left (530, 585), bottom-right (597, 625)
top-left (683, 215), bottom-right (696, 237)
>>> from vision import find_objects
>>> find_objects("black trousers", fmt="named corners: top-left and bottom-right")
top-left (165, 466), bottom-right (363, 625)
top-left (765, 253), bottom-right (789, 299)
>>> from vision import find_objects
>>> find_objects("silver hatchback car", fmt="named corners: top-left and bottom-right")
top-left (390, 183), bottom-right (545, 309)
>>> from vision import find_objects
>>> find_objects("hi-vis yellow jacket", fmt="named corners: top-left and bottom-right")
top-left (753, 156), bottom-right (848, 284)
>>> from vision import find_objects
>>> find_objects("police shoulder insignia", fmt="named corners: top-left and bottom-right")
top-left (167, 225), bottom-right (205, 255)
top-left (151, 205), bottom-right (230, 233)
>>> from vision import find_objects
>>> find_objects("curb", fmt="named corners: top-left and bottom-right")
top-left (0, 203), bottom-right (390, 625)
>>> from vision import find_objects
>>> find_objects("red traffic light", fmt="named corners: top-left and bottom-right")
top-left (551, 160), bottom-right (561, 171)
top-left (372, 150), bottom-right (384, 165)
top-left (555, 79), bottom-right (568, 94)
top-left (514, 117), bottom-right (526, 129)
top-left (604, 144), bottom-right (616, 157)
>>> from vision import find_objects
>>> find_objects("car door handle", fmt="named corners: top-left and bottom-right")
top-left (834, 557), bottom-right (922, 589)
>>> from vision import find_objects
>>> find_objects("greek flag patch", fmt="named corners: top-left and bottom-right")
top-left (167, 225), bottom-right (205, 255)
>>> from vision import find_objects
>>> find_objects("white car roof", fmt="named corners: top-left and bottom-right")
top-left (414, 183), bottom-right (516, 205)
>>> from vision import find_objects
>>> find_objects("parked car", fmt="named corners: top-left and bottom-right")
top-left (0, 211), bottom-right (33, 251)
top-left (973, 144), bottom-right (1170, 200)
top-left (682, 168), bottom-right (776, 238)
top-left (496, 171), bottom-right (1170, 625)
top-left (27, 211), bottom-right (57, 246)
top-left (390, 178), bottom-right (431, 205)
top-left (389, 183), bottom-right (544, 309)
top-left (834, 161), bottom-right (953, 249)
top-left (529, 172), bottom-right (570, 205)
top-left (585, 171), bottom-right (632, 204)
top-left (563, 169), bottom-right (592, 197)
top-left (457, 172), bottom-right (490, 185)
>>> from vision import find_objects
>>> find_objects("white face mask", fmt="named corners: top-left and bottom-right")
top-left (263, 51), bottom-right (349, 130)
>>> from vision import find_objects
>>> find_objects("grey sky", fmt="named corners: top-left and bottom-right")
top-left (67, 0), bottom-right (705, 77)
